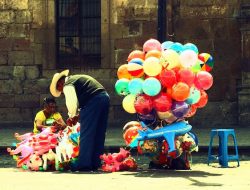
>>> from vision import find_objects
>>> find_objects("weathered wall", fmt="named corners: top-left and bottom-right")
top-left (0, 0), bottom-right (248, 128)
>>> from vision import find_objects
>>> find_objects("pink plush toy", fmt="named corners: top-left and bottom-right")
top-left (100, 148), bottom-right (137, 172)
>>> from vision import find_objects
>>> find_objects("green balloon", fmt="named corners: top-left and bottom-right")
top-left (115, 78), bottom-right (130, 96)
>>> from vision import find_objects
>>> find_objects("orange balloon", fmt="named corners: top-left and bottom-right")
top-left (171, 82), bottom-right (190, 101)
top-left (117, 64), bottom-right (132, 79)
top-left (127, 50), bottom-right (145, 62)
top-left (145, 50), bottom-right (162, 59)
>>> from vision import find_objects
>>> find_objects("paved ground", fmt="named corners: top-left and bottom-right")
top-left (0, 160), bottom-right (249, 190)
top-left (0, 124), bottom-right (250, 189)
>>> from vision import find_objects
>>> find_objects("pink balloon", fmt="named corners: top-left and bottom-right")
top-left (143, 39), bottom-right (162, 53)
top-left (194, 71), bottom-right (213, 90)
top-left (153, 93), bottom-right (172, 112)
top-left (177, 68), bottom-right (195, 87)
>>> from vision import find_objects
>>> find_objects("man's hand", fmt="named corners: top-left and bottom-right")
top-left (66, 115), bottom-right (79, 126)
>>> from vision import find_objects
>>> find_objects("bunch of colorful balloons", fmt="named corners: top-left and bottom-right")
top-left (115, 38), bottom-right (214, 126)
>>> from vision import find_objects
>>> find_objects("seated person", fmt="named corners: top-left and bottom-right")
top-left (33, 97), bottom-right (66, 134)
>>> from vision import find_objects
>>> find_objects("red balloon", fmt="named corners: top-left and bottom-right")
top-left (153, 93), bottom-right (172, 112)
top-left (194, 71), bottom-right (213, 90)
top-left (134, 94), bottom-right (153, 115)
top-left (177, 68), bottom-right (195, 87)
top-left (194, 90), bottom-right (208, 108)
top-left (185, 104), bottom-right (197, 118)
top-left (159, 69), bottom-right (177, 88)
top-left (127, 50), bottom-right (145, 62)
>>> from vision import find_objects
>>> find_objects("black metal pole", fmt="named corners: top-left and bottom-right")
top-left (157, 0), bottom-right (167, 42)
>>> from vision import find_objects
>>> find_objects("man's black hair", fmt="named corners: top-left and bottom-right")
top-left (43, 97), bottom-right (56, 105)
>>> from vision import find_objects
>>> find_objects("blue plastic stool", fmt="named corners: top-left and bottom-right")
top-left (208, 129), bottom-right (240, 167)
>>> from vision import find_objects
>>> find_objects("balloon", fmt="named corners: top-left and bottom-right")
top-left (194, 71), bottom-right (213, 90)
top-left (191, 60), bottom-right (202, 73)
top-left (122, 94), bottom-right (136, 113)
top-left (115, 78), bottom-right (130, 96)
top-left (157, 110), bottom-right (177, 123)
top-left (153, 93), bottom-right (172, 112)
top-left (186, 87), bottom-right (201, 105)
top-left (142, 77), bottom-right (161, 96)
top-left (127, 58), bottom-right (144, 77)
top-left (123, 121), bottom-right (142, 145)
top-left (117, 64), bottom-right (132, 79)
top-left (198, 53), bottom-right (214, 72)
top-left (128, 78), bottom-right (144, 95)
top-left (177, 68), bottom-right (195, 87)
top-left (185, 104), bottom-right (197, 118)
top-left (127, 50), bottom-right (145, 62)
top-left (145, 50), bottom-right (162, 59)
top-left (143, 39), bottom-right (162, 52)
top-left (168, 42), bottom-right (184, 54)
top-left (143, 57), bottom-right (162, 76)
top-left (161, 41), bottom-right (174, 50)
top-left (171, 101), bottom-right (189, 118)
top-left (159, 69), bottom-right (177, 88)
top-left (183, 43), bottom-right (199, 54)
top-left (134, 94), bottom-right (153, 115)
top-left (179, 50), bottom-right (198, 68)
top-left (194, 90), bottom-right (208, 108)
top-left (137, 110), bottom-right (157, 126)
top-left (171, 82), bottom-right (190, 101)
top-left (160, 49), bottom-right (180, 69)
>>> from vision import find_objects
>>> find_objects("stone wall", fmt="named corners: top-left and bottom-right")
top-left (0, 0), bottom-right (248, 128)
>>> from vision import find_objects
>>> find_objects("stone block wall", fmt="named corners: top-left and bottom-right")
top-left (0, 0), bottom-right (49, 128)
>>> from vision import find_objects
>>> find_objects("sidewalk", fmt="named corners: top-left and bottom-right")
top-left (1, 124), bottom-right (250, 154)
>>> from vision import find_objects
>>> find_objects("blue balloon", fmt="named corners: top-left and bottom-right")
top-left (169, 42), bottom-right (184, 54)
top-left (128, 78), bottom-right (144, 95)
top-left (186, 87), bottom-right (201, 104)
top-left (183, 43), bottom-right (199, 54)
top-left (161, 41), bottom-right (174, 50)
top-left (142, 77), bottom-right (161, 96)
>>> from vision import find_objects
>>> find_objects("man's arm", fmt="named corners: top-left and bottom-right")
top-left (63, 85), bottom-right (79, 118)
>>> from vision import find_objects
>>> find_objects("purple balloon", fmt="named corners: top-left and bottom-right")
top-left (171, 101), bottom-right (189, 118)
top-left (137, 110), bottom-right (157, 127)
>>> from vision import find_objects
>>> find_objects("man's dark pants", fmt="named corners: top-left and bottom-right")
top-left (77, 92), bottom-right (110, 170)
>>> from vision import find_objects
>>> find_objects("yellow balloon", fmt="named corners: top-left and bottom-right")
top-left (122, 94), bottom-right (136, 114)
top-left (160, 49), bottom-right (180, 69)
top-left (143, 57), bottom-right (162, 76)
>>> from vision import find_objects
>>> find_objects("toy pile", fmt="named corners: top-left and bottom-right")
top-left (100, 148), bottom-right (137, 172)
top-left (7, 123), bottom-right (80, 171)
top-left (115, 39), bottom-right (214, 169)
